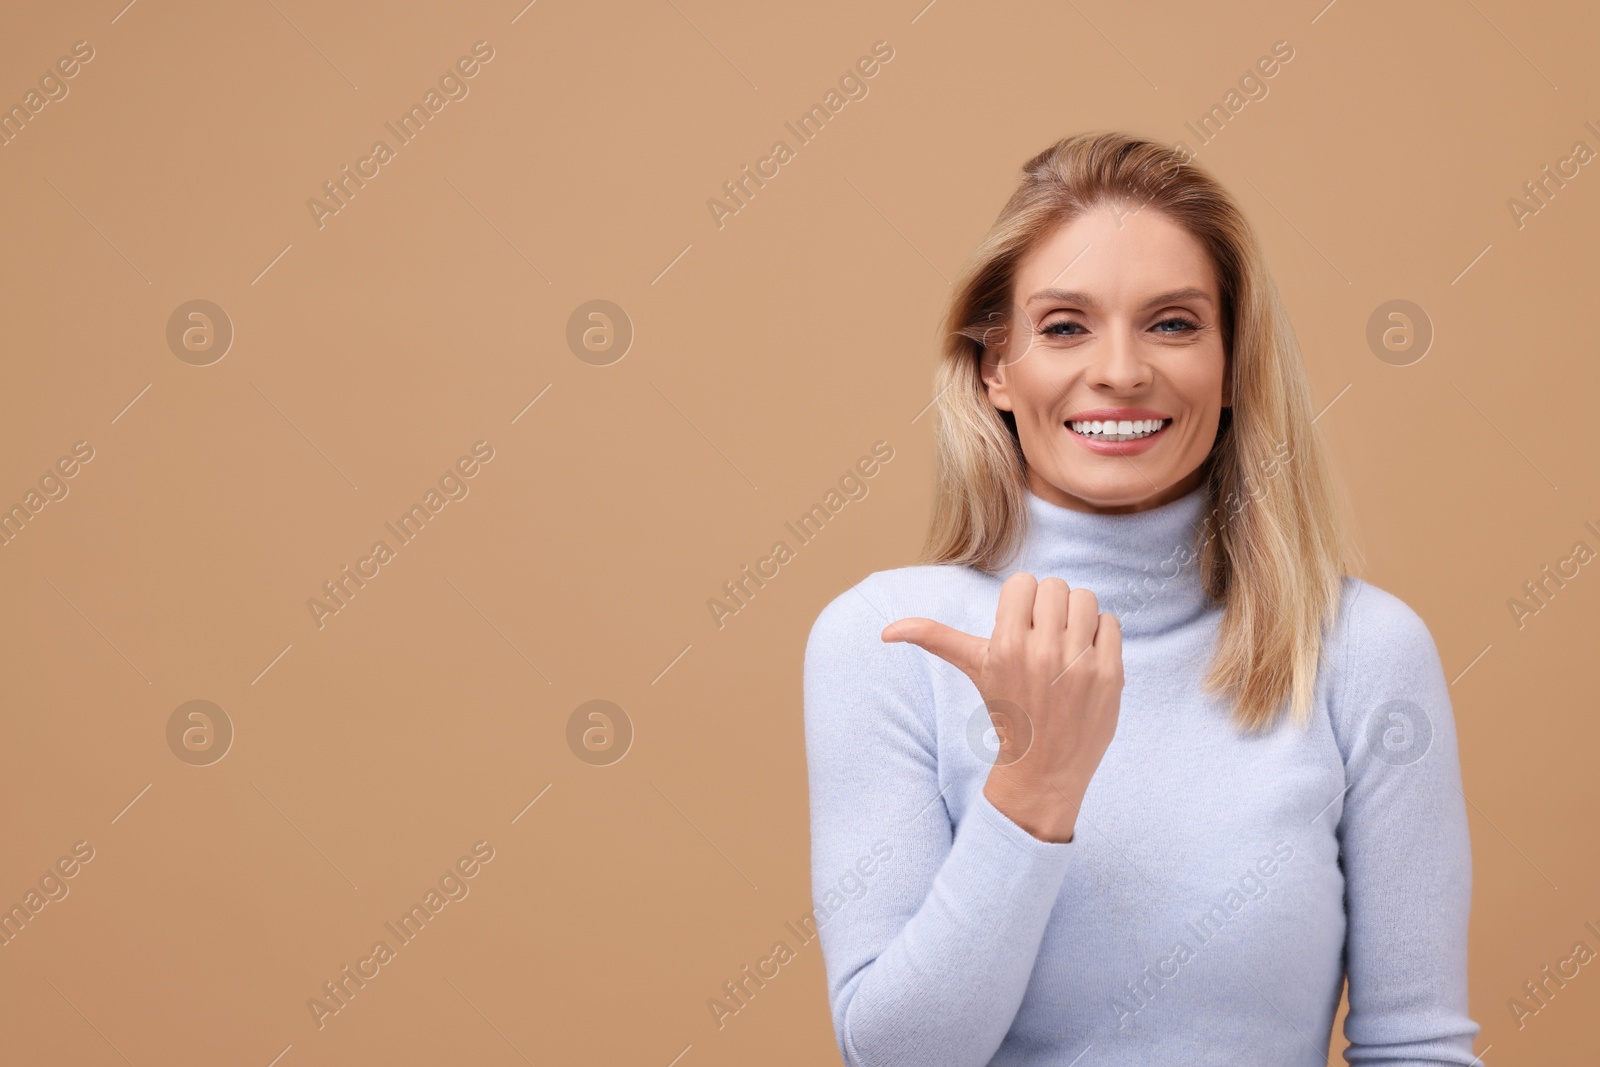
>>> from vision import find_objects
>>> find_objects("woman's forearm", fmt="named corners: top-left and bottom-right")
top-left (821, 788), bottom-right (1073, 1067)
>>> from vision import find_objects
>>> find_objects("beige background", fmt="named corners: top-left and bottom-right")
top-left (1, 0), bottom-right (1596, 1063)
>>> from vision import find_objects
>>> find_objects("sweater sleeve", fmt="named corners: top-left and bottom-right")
top-left (1331, 579), bottom-right (1481, 1064)
top-left (803, 573), bottom-right (1076, 1067)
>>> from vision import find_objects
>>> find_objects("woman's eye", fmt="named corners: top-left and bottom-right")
top-left (1153, 316), bottom-right (1200, 333)
top-left (1041, 319), bottom-right (1083, 336)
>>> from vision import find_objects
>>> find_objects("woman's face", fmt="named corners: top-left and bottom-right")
top-left (982, 202), bottom-right (1231, 514)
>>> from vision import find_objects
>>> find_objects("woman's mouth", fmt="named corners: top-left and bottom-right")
top-left (1067, 417), bottom-right (1170, 442)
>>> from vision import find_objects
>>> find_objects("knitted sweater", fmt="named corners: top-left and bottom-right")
top-left (802, 483), bottom-right (1478, 1066)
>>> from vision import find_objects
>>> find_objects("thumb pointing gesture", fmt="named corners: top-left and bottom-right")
top-left (878, 573), bottom-right (1125, 845)
top-left (881, 618), bottom-right (987, 683)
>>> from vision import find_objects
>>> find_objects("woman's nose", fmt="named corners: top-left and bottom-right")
top-left (1086, 324), bottom-right (1152, 390)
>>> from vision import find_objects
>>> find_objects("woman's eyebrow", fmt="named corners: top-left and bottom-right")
top-left (1024, 286), bottom-right (1214, 309)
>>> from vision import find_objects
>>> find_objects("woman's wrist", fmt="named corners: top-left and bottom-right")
top-left (983, 769), bottom-right (1085, 844)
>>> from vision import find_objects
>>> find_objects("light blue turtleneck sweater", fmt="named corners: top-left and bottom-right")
top-left (802, 484), bottom-right (1478, 1066)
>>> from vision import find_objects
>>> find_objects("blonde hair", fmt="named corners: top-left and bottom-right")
top-left (922, 131), bottom-right (1353, 732)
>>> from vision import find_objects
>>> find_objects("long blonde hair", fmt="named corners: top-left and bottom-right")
top-left (922, 131), bottom-right (1353, 732)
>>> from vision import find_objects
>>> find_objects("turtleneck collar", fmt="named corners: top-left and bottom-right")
top-left (1005, 483), bottom-right (1218, 638)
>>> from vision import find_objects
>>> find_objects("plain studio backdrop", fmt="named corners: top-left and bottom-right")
top-left (0, 0), bottom-right (1595, 1063)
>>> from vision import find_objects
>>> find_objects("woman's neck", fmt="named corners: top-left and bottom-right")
top-left (1007, 482), bottom-right (1217, 638)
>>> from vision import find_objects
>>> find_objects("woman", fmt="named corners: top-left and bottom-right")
top-left (802, 132), bottom-right (1478, 1065)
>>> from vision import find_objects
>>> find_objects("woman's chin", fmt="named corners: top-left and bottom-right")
top-left (1031, 465), bottom-right (1199, 513)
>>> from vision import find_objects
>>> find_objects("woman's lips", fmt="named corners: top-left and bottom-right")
top-left (1064, 417), bottom-right (1171, 456)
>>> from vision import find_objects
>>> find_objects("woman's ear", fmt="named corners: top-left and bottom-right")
top-left (980, 346), bottom-right (1014, 412)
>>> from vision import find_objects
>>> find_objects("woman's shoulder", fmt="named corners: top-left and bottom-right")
top-left (804, 561), bottom-right (994, 655)
top-left (1328, 574), bottom-right (1440, 663)
top-left (1321, 574), bottom-right (1452, 742)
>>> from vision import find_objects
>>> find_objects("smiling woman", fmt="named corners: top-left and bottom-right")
top-left (802, 132), bottom-right (1479, 1065)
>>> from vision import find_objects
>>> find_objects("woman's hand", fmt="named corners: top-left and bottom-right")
top-left (882, 573), bottom-right (1123, 843)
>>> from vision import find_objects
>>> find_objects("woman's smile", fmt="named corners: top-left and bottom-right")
top-left (1064, 408), bottom-right (1174, 455)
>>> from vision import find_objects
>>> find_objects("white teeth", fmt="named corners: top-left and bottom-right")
top-left (1068, 418), bottom-right (1167, 441)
